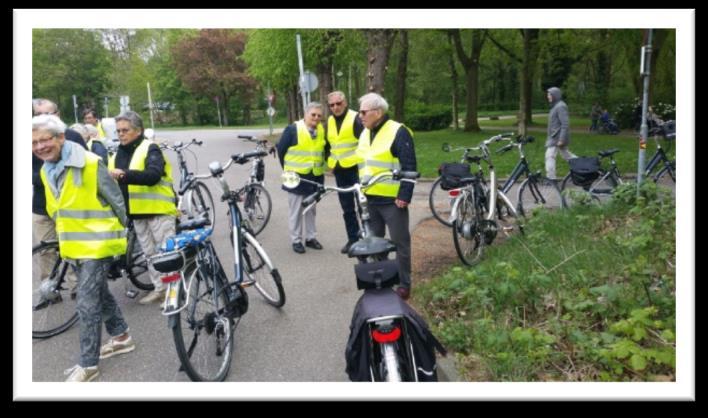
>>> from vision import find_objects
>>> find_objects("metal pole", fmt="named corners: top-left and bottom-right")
top-left (348, 63), bottom-right (352, 101)
top-left (147, 82), bottom-right (155, 130)
top-left (72, 94), bottom-right (78, 124)
top-left (637, 29), bottom-right (653, 193)
top-left (296, 34), bottom-right (308, 113)
top-left (104, 97), bottom-right (109, 118)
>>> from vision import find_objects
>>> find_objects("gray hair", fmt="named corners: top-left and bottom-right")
top-left (358, 93), bottom-right (388, 113)
top-left (305, 102), bottom-right (324, 114)
top-left (32, 98), bottom-right (58, 116)
top-left (327, 91), bottom-right (346, 102)
top-left (69, 123), bottom-right (90, 140)
top-left (33, 114), bottom-right (66, 137)
top-left (84, 124), bottom-right (99, 138)
top-left (115, 111), bottom-right (144, 130)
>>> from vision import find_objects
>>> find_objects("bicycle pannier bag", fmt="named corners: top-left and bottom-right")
top-left (149, 246), bottom-right (196, 273)
top-left (568, 157), bottom-right (600, 187)
top-left (661, 120), bottom-right (676, 140)
top-left (354, 259), bottom-right (399, 290)
top-left (438, 163), bottom-right (472, 190)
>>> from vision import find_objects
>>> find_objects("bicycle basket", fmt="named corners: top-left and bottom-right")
top-left (568, 157), bottom-right (600, 187)
top-left (256, 159), bottom-right (265, 182)
top-left (354, 259), bottom-right (400, 290)
top-left (438, 163), bottom-right (471, 190)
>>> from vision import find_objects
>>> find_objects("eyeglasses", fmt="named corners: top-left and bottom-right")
top-left (309, 113), bottom-right (323, 119)
top-left (359, 108), bottom-right (377, 116)
top-left (32, 136), bottom-right (55, 148)
top-left (328, 101), bottom-right (343, 108)
top-left (116, 128), bottom-right (133, 134)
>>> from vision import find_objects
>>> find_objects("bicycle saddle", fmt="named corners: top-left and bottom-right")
top-left (598, 148), bottom-right (620, 158)
top-left (348, 236), bottom-right (397, 258)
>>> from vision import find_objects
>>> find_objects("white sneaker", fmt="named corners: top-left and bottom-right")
top-left (64, 365), bottom-right (100, 382)
top-left (139, 290), bottom-right (166, 305)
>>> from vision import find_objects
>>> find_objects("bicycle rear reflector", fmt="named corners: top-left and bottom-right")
top-left (372, 326), bottom-right (401, 343)
top-left (449, 189), bottom-right (460, 197)
top-left (161, 272), bottom-right (181, 283)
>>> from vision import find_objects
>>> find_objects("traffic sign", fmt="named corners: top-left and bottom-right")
top-left (299, 71), bottom-right (318, 93)
top-left (267, 107), bottom-right (276, 117)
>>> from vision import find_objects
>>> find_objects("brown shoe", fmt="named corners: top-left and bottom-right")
top-left (139, 290), bottom-right (166, 305)
top-left (395, 287), bottom-right (410, 301)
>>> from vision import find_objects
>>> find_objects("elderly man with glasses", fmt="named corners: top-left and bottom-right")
top-left (324, 91), bottom-right (364, 254)
top-left (355, 92), bottom-right (417, 301)
top-left (276, 102), bottom-right (326, 254)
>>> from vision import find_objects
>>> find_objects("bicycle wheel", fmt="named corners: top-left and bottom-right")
top-left (654, 162), bottom-right (675, 188)
top-left (452, 193), bottom-right (485, 266)
top-left (429, 177), bottom-right (456, 227)
top-left (241, 231), bottom-right (285, 307)
top-left (517, 175), bottom-right (564, 217)
top-left (125, 228), bottom-right (153, 291)
top-left (242, 184), bottom-right (272, 236)
top-left (560, 173), bottom-right (602, 208)
top-left (496, 192), bottom-right (525, 237)
top-left (188, 181), bottom-right (216, 228)
top-left (32, 241), bottom-right (79, 339)
top-left (172, 260), bottom-right (234, 381)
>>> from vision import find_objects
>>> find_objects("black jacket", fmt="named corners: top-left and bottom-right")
top-left (345, 288), bottom-right (447, 381)
top-left (32, 128), bottom-right (87, 215)
top-left (112, 136), bottom-right (172, 219)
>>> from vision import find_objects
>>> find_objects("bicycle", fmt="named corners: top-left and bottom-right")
top-left (282, 169), bottom-right (447, 382)
top-left (644, 120), bottom-right (676, 187)
top-left (560, 149), bottom-right (624, 207)
top-left (231, 135), bottom-right (274, 236)
top-left (159, 139), bottom-right (216, 227)
top-left (151, 150), bottom-right (285, 381)
top-left (494, 135), bottom-right (565, 217)
top-left (32, 220), bottom-right (152, 339)
top-left (446, 133), bottom-right (526, 266)
top-left (429, 144), bottom-right (484, 227)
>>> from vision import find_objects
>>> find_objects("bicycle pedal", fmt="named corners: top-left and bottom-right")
top-left (240, 279), bottom-right (255, 288)
top-left (125, 289), bottom-right (139, 299)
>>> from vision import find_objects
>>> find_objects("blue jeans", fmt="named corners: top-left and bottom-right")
top-left (75, 258), bottom-right (129, 367)
top-left (334, 166), bottom-right (361, 242)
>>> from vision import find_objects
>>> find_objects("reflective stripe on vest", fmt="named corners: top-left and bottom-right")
top-left (284, 121), bottom-right (325, 175)
top-left (326, 110), bottom-right (361, 169)
top-left (41, 152), bottom-right (127, 259)
top-left (357, 120), bottom-right (407, 198)
top-left (108, 139), bottom-right (178, 216)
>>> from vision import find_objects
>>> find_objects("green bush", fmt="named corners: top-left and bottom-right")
top-left (404, 102), bottom-right (452, 131)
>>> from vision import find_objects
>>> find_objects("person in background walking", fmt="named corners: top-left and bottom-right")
top-left (545, 87), bottom-right (577, 181)
top-left (590, 102), bottom-right (602, 132)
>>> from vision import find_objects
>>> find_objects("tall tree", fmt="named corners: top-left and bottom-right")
top-left (450, 29), bottom-right (487, 132)
top-left (363, 29), bottom-right (397, 95)
top-left (447, 32), bottom-right (460, 130)
top-left (171, 29), bottom-right (256, 126)
top-left (393, 30), bottom-right (409, 122)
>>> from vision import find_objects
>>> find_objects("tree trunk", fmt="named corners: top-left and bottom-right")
top-left (393, 30), bottom-right (408, 122)
top-left (318, 63), bottom-right (333, 118)
top-left (221, 92), bottom-right (230, 126)
top-left (448, 32), bottom-right (459, 130)
top-left (647, 29), bottom-right (668, 106)
top-left (518, 29), bottom-right (540, 136)
top-left (353, 63), bottom-right (361, 102)
top-left (364, 29), bottom-right (397, 95)
top-left (451, 29), bottom-right (486, 132)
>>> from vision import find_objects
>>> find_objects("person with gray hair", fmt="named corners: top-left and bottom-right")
top-left (276, 102), bottom-right (326, 254)
top-left (108, 110), bottom-right (178, 305)
top-left (33, 114), bottom-right (135, 382)
top-left (325, 91), bottom-right (364, 253)
top-left (545, 87), bottom-right (577, 180)
top-left (355, 92), bottom-right (417, 301)
top-left (70, 123), bottom-right (108, 163)
top-left (32, 99), bottom-right (87, 292)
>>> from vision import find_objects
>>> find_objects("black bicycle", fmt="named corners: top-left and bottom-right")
top-left (233, 135), bottom-right (274, 236)
top-left (560, 149), bottom-right (624, 207)
top-left (32, 221), bottom-right (151, 339)
top-left (283, 169), bottom-right (446, 382)
top-left (644, 120), bottom-right (675, 187)
top-left (159, 139), bottom-right (216, 228)
top-left (152, 150), bottom-right (285, 381)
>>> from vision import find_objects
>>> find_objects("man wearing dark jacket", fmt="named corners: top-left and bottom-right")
top-left (356, 93), bottom-right (416, 300)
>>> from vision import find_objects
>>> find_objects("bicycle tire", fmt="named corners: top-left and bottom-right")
top-left (496, 192), bottom-right (525, 237)
top-left (32, 241), bottom-right (79, 339)
top-left (242, 231), bottom-right (285, 307)
top-left (242, 184), bottom-right (272, 236)
top-left (125, 228), bottom-right (153, 291)
top-left (654, 163), bottom-right (675, 188)
top-left (172, 259), bottom-right (234, 382)
top-left (187, 181), bottom-right (216, 229)
top-left (429, 177), bottom-right (455, 227)
top-left (517, 175), bottom-right (564, 217)
top-left (452, 193), bottom-right (485, 266)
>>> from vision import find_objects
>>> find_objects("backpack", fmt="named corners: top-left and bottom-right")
top-left (438, 163), bottom-right (472, 190)
top-left (569, 157), bottom-right (600, 188)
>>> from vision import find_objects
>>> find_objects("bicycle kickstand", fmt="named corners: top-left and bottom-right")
top-left (121, 269), bottom-right (139, 299)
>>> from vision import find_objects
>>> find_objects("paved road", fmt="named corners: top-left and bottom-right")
top-left (31, 128), bottom-right (444, 382)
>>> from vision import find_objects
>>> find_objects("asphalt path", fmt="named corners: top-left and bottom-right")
top-left (32, 127), bottom-right (443, 383)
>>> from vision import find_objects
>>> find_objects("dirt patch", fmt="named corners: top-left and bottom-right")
top-left (411, 217), bottom-right (459, 284)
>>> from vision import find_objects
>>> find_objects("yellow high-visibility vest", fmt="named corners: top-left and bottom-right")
top-left (42, 151), bottom-right (127, 259)
top-left (326, 109), bottom-right (361, 169)
top-left (357, 120), bottom-right (412, 198)
top-left (108, 139), bottom-right (178, 216)
top-left (284, 120), bottom-right (325, 176)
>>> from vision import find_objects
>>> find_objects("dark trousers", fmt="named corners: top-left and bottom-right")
top-left (334, 166), bottom-right (361, 242)
top-left (368, 203), bottom-right (411, 289)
